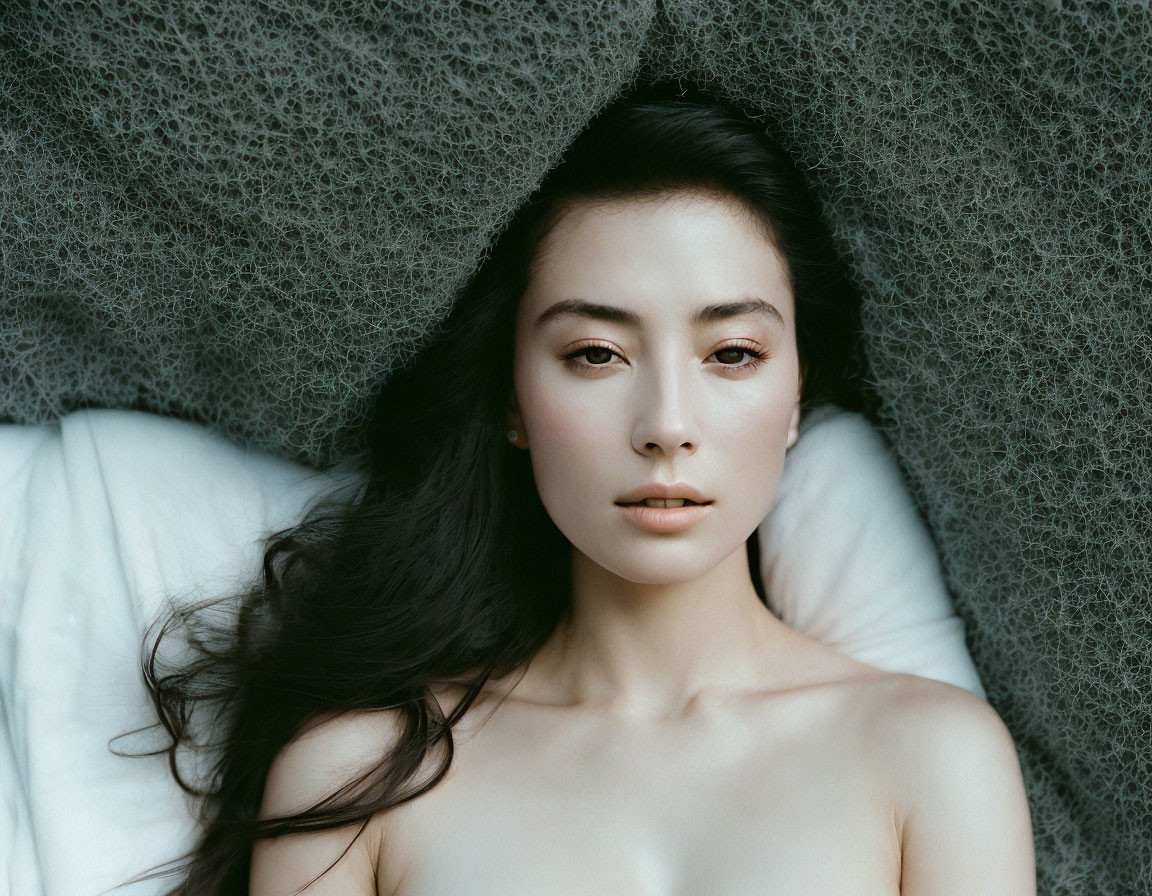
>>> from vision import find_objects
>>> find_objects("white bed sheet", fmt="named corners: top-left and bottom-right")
top-left (0, 412), bottom-right (348, 896)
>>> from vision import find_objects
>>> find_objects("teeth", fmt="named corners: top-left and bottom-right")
top-left (640, 498), bottom-right (693, 507)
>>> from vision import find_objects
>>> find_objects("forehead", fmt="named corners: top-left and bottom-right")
top-left (537, 190), bottom-right (779, 264)
top-left (521, 191), bottom-right (793, 328)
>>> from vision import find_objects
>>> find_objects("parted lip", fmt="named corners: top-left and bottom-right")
top-left (616, 482), bottom-right (712, 505)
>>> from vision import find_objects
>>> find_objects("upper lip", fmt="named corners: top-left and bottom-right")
top-left (616, 483), bottom-right (712, 505)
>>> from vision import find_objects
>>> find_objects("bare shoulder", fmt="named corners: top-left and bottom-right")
top-left (251, 708), bottom-right (409, 896)
top-left (857, 672), bottom-right (999, 734)
top-left (857, 673), bottom-right (1018, 798)
top-left (259, 708), bottom-right (411, 827)
top-left (861, 675), bottom-right (1037, 895)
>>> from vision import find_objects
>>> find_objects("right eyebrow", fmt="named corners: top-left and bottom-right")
top-left (533, 297), bottom-right (785, 331)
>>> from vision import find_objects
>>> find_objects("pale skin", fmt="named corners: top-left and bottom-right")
top-left (250, 191), bottom-right (1037, 895)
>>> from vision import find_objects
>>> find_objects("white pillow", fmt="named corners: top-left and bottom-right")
top-left (762, 403), bottom-right (985, 696)
top-left (0, 405), bottom-right (983, 896)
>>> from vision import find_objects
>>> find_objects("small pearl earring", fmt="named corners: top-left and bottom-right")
top-left (507, 430), bottom-right (518, 442)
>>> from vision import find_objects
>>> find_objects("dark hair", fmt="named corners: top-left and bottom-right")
top-left (120, 79), bottom-right (879, 895)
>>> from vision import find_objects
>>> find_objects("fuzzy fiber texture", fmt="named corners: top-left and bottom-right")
top-left (1, 2), bottom-right (1149, 893)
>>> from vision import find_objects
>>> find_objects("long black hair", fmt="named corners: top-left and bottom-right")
top-left (120, 78), bottom-right (879, 895)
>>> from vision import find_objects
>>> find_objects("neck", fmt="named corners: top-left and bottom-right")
top-left (518, 541), bottom-right (800, 721)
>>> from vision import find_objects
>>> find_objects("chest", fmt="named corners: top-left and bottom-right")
top-left (376, 699), bottom-right (903, 895)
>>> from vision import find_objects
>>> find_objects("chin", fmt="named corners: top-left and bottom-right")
top-left (590, 546), bottom-right (729, 585)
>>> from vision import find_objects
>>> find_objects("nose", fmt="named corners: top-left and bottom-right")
top-left (631, 358), bottom-right (701, 457)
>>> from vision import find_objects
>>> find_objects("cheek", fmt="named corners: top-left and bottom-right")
top-left (514, 361), bottom-right (613, 492)
top-left (738, 382), bottom-right (796, 441)
top-left (746, 401), bottom-right (791, 467)
top-left (711, 357), bottom-right (798, 432)
top-left (517, 359), bottom-right (584, 441)
top-left (717, 379), bottom-right (797, 510)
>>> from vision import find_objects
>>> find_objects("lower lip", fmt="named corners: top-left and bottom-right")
top-left (615, 502), bottom-right (713, 533)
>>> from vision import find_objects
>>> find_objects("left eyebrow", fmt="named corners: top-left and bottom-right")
top-left (533, 297), bottom-right (785, 331)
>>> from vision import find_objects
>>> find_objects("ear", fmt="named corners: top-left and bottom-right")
top-left (786, 360), bottom-right (806, 450)
top-left (505, 392), bottom-right (529, 449)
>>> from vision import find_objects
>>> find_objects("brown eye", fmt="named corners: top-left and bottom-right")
top-left (562, 344), bottom-right (621, 370)
top-left (711, 344), bottom-right (769, 370)
top-left (715, 348), bottom-right (747, 365)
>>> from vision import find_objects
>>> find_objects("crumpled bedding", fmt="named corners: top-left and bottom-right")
top-left (0, 405), bottom-right (980, 896)
top-left (0, 412), bottom-right (348, 896)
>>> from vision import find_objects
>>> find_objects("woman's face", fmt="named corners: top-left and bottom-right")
top-left (507, 190), bottom-right (804, 585)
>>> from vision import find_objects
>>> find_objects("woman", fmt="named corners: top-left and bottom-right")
top-left (132, 80), bottom-right (1035, 895)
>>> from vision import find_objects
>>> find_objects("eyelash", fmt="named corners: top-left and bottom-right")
top-left (561, 341), bottom-right (769, 372)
